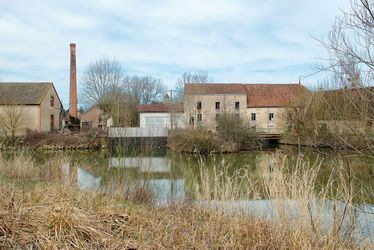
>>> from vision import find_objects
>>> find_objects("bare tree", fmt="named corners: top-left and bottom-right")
top-left (123, 75), bottom-right (166, 104)
top-left (313, 0), bottom-right (374, 153)
top-left (0, 96), bottom-right (28, 139)
top-left (174, 71), bottom-right (210, 102)
top-left (80, 58), bottom-right (124, 108)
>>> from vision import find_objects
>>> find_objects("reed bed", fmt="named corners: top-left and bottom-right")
top-left (0, 151), bottom-right (367, 249)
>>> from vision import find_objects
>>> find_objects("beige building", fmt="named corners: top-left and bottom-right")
top-left (0, 82), bottom-right (62, 137)
top-left (184, 83), bottom-right (307, 133)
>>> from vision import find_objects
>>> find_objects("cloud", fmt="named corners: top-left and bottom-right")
top-left (0, 0), bottom-right (351, 107)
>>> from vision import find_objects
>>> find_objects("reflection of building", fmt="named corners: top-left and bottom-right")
top-left (184, 83), bottom-right (307, 133)
top-left (62, 163), bottom-right (101, 190)
top-left (109, 157), bottom-right (171, 173)
top-left (108, 156), bottom-right (185, 205)
top-left (0, 82), bottom-right (62, 136)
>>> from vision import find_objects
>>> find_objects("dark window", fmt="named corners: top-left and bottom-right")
top-left (251, 113), bottom-right (256, 121)
top-left (197, 113), bottom-right (203, 122)
top-left (197, 101), bottom-right (202, 110)
top-left (235, 102), bottom-right (240, 110)
top-left (189, 116), bottom-right (195, 125)
top-left (269, 113), bottom-right (274, 121)
top-left (50, 96), bottom-right (54, 107)
top-left (368, 120), bottom-right (373, 127)
top-left (215, 102), bottom-right (220, 110)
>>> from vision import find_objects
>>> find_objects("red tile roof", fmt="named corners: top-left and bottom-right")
top-left (184, 83), bottom-right (247, 95)
top-left (138, 103), bottom-right (184, 113)
top-left (244, 83), bottom-right (307, 107)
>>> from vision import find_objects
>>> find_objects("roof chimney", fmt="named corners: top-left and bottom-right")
top-left (69, 43), bottom-right (78, 118)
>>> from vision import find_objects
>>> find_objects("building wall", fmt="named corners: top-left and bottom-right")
top-left (0, 105), bottom-right (39, 136)
top-left (39, 86), bottom-right (62, 132)
top-left (80, 106), bottom-right (103, 129)
top-left (246, 107), bottom-right (288, 133)
top-left (140, 112), bottom-right (185, 129)
top-left (184, 94), bottom-right (247, 130)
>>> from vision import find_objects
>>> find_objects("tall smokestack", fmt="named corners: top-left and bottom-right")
top-left (69, 43), bottom-right (78, 118)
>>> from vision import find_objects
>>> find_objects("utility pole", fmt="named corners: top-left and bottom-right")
top-left (117, 94), bottom-right (120, 126)
top-left (170, 89), bottom-right (173, 130)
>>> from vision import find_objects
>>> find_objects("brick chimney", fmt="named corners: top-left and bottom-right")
top-left (69, 43), bottom-right (78, 118)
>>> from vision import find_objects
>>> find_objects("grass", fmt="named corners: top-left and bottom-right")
top-left (0, 150), bottom-right (370, 249)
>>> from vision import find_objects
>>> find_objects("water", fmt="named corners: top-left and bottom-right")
top-left (40, 146), bottom-right (374, 243)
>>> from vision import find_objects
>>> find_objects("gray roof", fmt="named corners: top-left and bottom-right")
top-left (0, 82), bottom-right (54, 105)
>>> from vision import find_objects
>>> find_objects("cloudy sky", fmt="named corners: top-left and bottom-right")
top-left (0, 0), bottom-right (350, 107)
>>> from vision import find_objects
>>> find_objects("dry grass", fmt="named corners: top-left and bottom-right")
top-left (0, 151), bottom-right (367, 249)
top-left (193, 152), bottom-right (372, 249)
top-left (0, 183), bottom-right (356, 249)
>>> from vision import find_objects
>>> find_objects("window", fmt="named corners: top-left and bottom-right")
top-left (50, 96), bottom-right (54, 107)
top-left (189, 116), bottom-right (195, 125)
top-left (197, 101), bottom-right (202, 110)
top-left (235, 102), bottom-right (240, 110)
top-left (251, 113), bottom-right (256, 121)
top-left (215, 102), bottom-right (220, 110)
top-left (368, 120), bottom-right (373, 127)
top-left (269, 113), bottom-right (274, 121)
top-left (197, 113), bottom-right (203, 122)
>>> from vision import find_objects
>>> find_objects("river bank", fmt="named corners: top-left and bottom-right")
top-left (0, 133), bottom-right (106, 151)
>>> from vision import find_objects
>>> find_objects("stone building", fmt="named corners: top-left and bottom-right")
top-left (0, 82), bottom-right (62, 136)
top-left (184, 83), bottom-right (307, 133)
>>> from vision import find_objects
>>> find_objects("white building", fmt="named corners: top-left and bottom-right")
top-left (138, 103), bottom-right (185, 129)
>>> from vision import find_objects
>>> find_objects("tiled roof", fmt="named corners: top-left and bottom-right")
top-left (0, 82), bottom-right (54, 105)
top-left (184, 83), bottom-right (246, 95)
top-left (244, 83), bottom-right (307, 107)
top-left (138, 103), bottom-right (184, 113)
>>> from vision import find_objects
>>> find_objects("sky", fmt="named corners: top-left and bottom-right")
top-left (0, 0), bottom-right (351, 108)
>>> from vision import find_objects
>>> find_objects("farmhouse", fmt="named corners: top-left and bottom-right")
top-left (184, 83), bottom-right (308, 133)
top-left (0, 82), bottom-right (62, 137)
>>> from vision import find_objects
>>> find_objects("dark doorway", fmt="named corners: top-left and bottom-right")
top-left (50, 114), bottom-right (54, 132)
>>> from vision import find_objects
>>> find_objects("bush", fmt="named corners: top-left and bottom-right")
top-left (168, 128), bottom-right (220, 154)
top-left (216, 113), bottom-right (255, 150)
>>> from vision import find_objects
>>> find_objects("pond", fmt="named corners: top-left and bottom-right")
top-left (35, 145), bottom-right (374, 243)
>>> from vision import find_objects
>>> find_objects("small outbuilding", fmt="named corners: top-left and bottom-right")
top-left (79, 105), bottom-right (106, 132)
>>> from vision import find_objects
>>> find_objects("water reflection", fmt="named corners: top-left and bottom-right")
top-left (63, 163), bottom-right (101, 190)
top-left (109, 157), bottom-right (171, 173)
top-left (57, 148), bottom-right (374, 244)
top-left (199, 199), bottom-right (374, 243)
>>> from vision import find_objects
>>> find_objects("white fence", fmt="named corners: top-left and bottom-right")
top-left (108, 127), bottom-right (169, 138)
